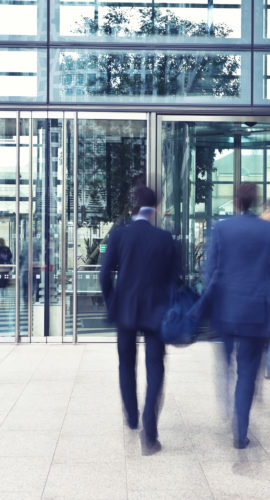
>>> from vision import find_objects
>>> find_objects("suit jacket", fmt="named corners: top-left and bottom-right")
top-left (200, 213), bottom-right (270, 337)
top-left (99, 219), bottom-right (177, 332)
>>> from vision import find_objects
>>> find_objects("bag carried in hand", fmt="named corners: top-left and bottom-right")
top-left (161, 286), bottom-right (199, 345)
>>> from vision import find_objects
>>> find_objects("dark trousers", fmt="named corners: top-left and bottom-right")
top-left (223, 336), bottom-right (265, 441)
top-left (117, 328), bottom-right (165, 440)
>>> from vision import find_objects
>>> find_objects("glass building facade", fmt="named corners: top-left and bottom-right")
top-left (0, 1), bottom-right (269, 341)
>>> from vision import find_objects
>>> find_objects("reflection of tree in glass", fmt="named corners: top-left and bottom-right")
top-left (77, 120), bottom-right (146, 230)
top-left (76, 120), bottom-right (146, 265)
top-left (60, 9), bottom-right (240, 99)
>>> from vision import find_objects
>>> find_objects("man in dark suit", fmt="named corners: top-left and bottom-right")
top-left (204, 182), bottom-right (270, 448)
top-left (100, 186), bottom-right (177, 453)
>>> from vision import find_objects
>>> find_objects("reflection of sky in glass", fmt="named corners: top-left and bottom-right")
top-left (266, 55), bottom-right (270, 99)
top-left (57, 3), bottom-right (241, 38)
top-left (212, 149), bottom-right (233, 182)
top-left (0, 146), bottom-right (16, 179)
top-left (0, 51), bottom-right (37, 98)
top-left (212, 183), bottom-right (234, 215)
top-left (20, 142), bottom-right (30, 180)
top-left (0, 140), bottom-right (16, 213)
top-left (241, 149), bottom-right (263, 182)
top-left (0, 5), bottom-right (37, 36)
top-left (267, 150), bottom-right (270, 181)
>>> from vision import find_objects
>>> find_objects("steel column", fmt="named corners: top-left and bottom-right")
top-left (28, 114), bottom-right (33, 341)
top-left (15, 112), bottom-right (20, 343)
top-left (72, 112), bottom-right (78, 343)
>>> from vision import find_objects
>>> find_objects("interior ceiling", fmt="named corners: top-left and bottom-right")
top-left (193, 122), bottom-right (270, 148)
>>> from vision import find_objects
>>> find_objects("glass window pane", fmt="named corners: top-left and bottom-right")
top-left (266, 184), bottom-right (270, 201)
top-left (241, 150), bottom-right (264, 182)
top-left (254, 53), bottom-right (270, 105)
top-left (51, 0), bottom-right (249, 43)
top-left (267, 0), bottom-right (270, 39)
top-left (0, 49), bottom-right (47, 103)
top-left (212, 183), bottom-right (234, 216)
top-left (254, 0), bottom-right (270, 43)
top-left (0, 0), bottom-right (46, 40)
top-left (51, 49), bottom-right (250, 105)
top-left (212, 149), bottom-right (234, 182)
top-left (266, 151), bottom-right (270, 183)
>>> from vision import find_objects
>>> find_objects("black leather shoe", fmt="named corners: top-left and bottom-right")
top-left (127, 416), bottom-right (138, 429)
top-left (126, 411), bottom-right (139, 430)
top-left (234, 437), bottom-right (250, 449)
top-left (140, 430), bottom-right (162, 455)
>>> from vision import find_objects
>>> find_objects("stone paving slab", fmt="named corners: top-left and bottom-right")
top-left (0, 343), bottom-right (269, 499)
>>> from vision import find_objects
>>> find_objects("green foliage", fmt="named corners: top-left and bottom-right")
top-left (76, 121), bottom-right (146, 227)
top-left (83, 237), bottom-right (99, 265)
top-left (195, 147), bottom-right (216, 204)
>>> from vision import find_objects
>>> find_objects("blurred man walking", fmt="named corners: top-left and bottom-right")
top-left (100, 186), bottom-right (177, 453)
top-left (203, 183), bottom-right (270, 448)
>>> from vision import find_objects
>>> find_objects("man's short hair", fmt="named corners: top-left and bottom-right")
top-left (132, 186), bottom-right (157, 214)
top-left (236, 182), bottom-right (258, 213)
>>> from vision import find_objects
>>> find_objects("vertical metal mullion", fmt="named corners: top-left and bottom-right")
top-left (234, 134), bottom-right (241, 214)
top-left (62, 113), bottom-right (66, 342)
top-left (148, 113), bottom-right (157, 191)
top-left (28, 114), bottom-right (33, 342)
top-left (146, 113), bottom-right (150, 187)
top-left (15, 112), bottom-right (20, 343)
top-left (250, 0), bottom-right (254, 106)
top-left (47, 0), bottom-right (50, 105)
top-left (72, 112), bottom-right (78, 344)
top-left (263, 146), bottom-right (267, 204)
top-left (155, 114), bottom-right (162, 228)
top-left (148, 112), bottom-right (158, 226)
top-left (264, 1), bottom-right (267, 41)
top-left (264, 54), bottom-right (267, 101)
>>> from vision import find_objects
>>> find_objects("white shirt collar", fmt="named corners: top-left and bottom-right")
top-left (132, 206), bottom-right (155, 222)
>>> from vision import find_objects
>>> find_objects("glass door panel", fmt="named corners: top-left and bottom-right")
top-left (161, 122), bottom-right (196, 282)
top-left (160, 119), bottom-right (236, 290)
top-left (159, 118), bottom-right (270, 293)
top-left (48, 116), bottom-right (63, 338)
top-left (0, 117), bottom-right (16, 337)
top-left (76, 116), bottom-right (147, 339)
top-left (19, 116), bottom-right (30, 336)
top-left (64, 116), bottom-right (74, 338)
top-left (32, 116), bottom-right (46, 338)
top-left (31, 115), bottom-right (64, 339)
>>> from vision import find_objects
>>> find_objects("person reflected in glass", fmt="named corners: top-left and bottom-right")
top-left (0, 238), bottom-right (12, 297)
top-left (201, 183), bottom-right (270, 449)
top-left (20, 236), bottom-right (42, 304)
top-left (100, 186), bottom-right (178, 454)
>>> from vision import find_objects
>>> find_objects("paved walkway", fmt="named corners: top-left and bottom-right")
top-left (0, 342), bottom-right (269, 499)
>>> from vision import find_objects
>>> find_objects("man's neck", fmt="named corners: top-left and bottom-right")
top-left (132, 206), bottom-right (155, 222)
